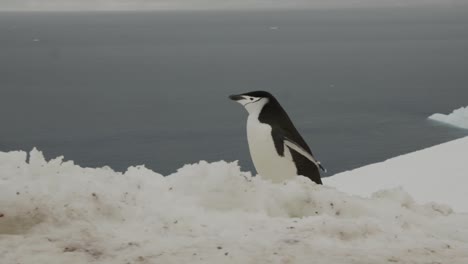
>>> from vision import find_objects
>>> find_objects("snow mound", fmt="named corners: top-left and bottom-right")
top-left (429, 106), bottom-right (468, 129)
top-left (1, 148), bottom-right (468, 263)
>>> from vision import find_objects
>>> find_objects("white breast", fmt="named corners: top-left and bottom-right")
top-left (246, 115), bottom-right (298, 182)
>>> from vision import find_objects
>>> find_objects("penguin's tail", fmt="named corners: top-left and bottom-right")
top-left (318, 162), bottom-right (327, 173)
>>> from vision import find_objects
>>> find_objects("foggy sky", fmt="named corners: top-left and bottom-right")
top-left (1, 0), bottom-right (465, 11)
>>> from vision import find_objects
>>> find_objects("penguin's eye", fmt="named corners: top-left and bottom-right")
top-left (250, 98), bottom-right (254, 101)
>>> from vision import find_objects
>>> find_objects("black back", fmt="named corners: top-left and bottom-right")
top-left (242, 91), bottom-right (322, 184)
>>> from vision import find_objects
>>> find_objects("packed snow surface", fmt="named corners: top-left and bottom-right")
top-left (1, 138), bottom-right (468, 263)
top-left (429, 106), bottom-right (468, 129)
top-left (326, 136), bottom-right (468, 213)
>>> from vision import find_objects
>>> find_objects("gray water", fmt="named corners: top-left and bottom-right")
top-left (1, 7), bottom-right (468, 176)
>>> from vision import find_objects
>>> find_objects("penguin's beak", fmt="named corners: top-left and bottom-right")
top-left (229, 94), bottom-right (244, 101)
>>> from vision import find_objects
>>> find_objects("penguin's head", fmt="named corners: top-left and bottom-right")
top-left (229, 91), bottom-right (272, 114)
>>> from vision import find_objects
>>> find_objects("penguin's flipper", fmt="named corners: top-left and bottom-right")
top-left (271, 129), bottom-right (286, 157)
top-left (283, 138), bottom-right (326, 172)
top-left (317, 162), bottom-right (327, 173)
top-left (271, 128), bottom-right (326, 173)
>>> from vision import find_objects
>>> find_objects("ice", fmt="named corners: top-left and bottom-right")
top-left (429, 106), bottom-right (468, 129)
top-left (326, 136), bottom-right (468, 213)
top-left (1, 140), bottom-right (468, 263)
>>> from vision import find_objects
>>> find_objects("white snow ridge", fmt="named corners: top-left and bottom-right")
top-left (429, 105), bottom-right (468, 129)
top-left (1, 142), bottom-right (468, 263)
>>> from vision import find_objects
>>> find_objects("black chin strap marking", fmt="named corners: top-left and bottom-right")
top-left (243, 97), bottom-right (262, 107)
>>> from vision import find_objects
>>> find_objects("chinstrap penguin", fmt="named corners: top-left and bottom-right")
top-left (229, 91), bottom-right (325, 184)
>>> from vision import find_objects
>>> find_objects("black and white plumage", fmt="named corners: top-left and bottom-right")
top-left (229, 91), bottom-right (325, 184)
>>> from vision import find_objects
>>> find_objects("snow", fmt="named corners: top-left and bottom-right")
top-left (1, 138), bottom-right (468, 263)
top-left (429, 106), bottom-right (468, 129)
top-left (325, 136), bottom-right (468, 213)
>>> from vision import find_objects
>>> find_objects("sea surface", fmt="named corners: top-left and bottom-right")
top-left (1, 7), bottom-right (468, 176)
